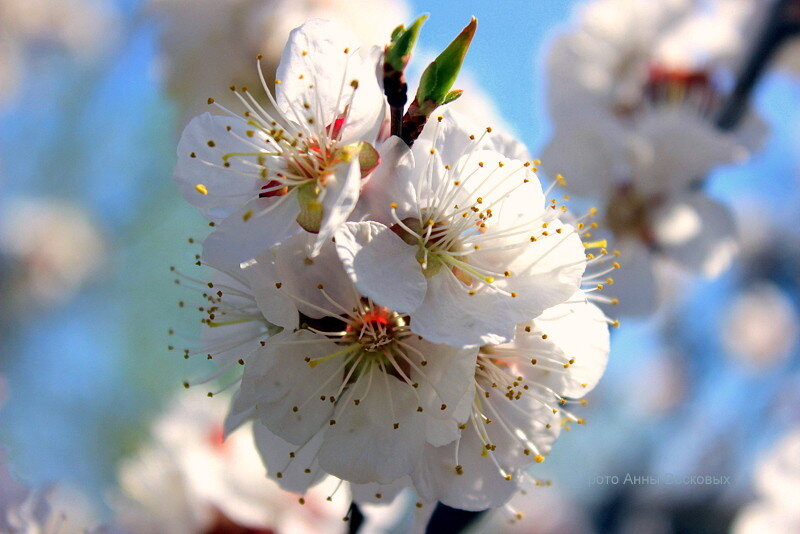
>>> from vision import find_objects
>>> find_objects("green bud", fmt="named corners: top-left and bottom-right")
top-left (390, 24), bottom-right (405, 42)
top-left (385, 14), bottom-right (428, 73)
top-left (442, 90), bottom-right (463, 105)
top-left (415, 17), bottom-right (477, 112)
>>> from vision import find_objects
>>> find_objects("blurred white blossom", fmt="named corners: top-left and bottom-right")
top-left (476, 485), bottom-right (595, 534)
top-left (732, 428), bottom-right (800, 534)
top-left (542, 0), bottom-right (766, 315)
top-left (0, 453), bottom-right (102, 533)
top-left (0, 198), bottom-right (105, 308)
top-left (0, 0), bottom-right (119, 108)
top-left (149, 0), bottom-right (409, 126)
top-left (722, 282), bottom-right (799, 370)
top-left (110, 391), bottom-right (349, 534)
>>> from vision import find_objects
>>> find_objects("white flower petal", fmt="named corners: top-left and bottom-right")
top-left (413, 110), bottom-right (530, 167)
top-left (610, 238), bottom-right (659, 316)
top-left (201, 196), bottom-right (299, 271)
top-left (652, 193), bottom-right (737, 277)
top-left (486, 222), bottom-right (587, 319)
top-left (412, 430), bottom-right (519, 511)
top-left (334, 221), bottom-right (427, 313)
top-left (349, 480), bottom-right (408, 505)
top-left (174, 113), bottom-right (262, 220)
top-left (276, 19), bottom-right (384, 143)
top-left (270, 232), bottom-right (358, 318)
top-left (631, 110), bottom-right (744, 196)
top-left (356, 136), bottom-right (416, 224)
top-left (240, 254), bottom-right (299, 331)
top-left (525, 293), bottom-right (610, 397)
top-left (318, 368), bottom-right (426, 484)
top-left (540, 114), bottom-right (624, 197)
top-left (240, 330), bottom-right (343, 445)
top-left (401, 337), bottom-right (477, 447)
top-left (252, 422), bottom-right (326, 494)
top-left (409, 273), bottom-right (519, 347)
top-left (310, 157), bottom-right (361, 257)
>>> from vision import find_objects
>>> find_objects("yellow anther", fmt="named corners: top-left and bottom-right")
top-left (535, 454), bottom-right (545, 463)
top-left (195, 184), bottom-right (208, 195)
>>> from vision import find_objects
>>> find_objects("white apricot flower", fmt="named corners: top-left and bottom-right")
top-left (226, 232), bottom-right (478, 485)
top-left (169, 257), bottom-right (429, 515)
top-left (542, 0), bottom-right (758, 315)
top-left (411, 291), bottom-right (610, 511)
top-left (110, 391), bottom-right (349, 534)
top-left (149, 0), bottom-right (409, 126)
top-left (174, 19), bottom-right (386, 268)
top-left (335, 111), bottom-right (586, 347)
top-left (732, 428), bottom-right (800, 534)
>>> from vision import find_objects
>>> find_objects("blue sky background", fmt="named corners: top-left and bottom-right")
top-left (0, 0), bottom-right (798, 524)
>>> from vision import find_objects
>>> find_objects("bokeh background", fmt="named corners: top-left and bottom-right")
top-left (0, 0), bottom-right (798, 532)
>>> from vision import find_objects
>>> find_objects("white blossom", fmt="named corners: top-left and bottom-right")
top-left (226, 233), bottom-right (478, 485)
top-left (410, 292), bottom-right (610, 511)
top-left (337, 111), bottom-right (587, 346)
top-left (175, 19), bottom-right (386, 266)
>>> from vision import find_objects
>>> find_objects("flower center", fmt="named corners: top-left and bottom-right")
top-left (343, 305), bottom-right (407, 353)
top-left (605, 184), bottom-right (659, 246)
top-left (613, 63), bottom-right (719, 119)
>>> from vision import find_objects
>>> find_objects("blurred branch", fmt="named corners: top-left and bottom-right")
top-left (348, 503), bottom-right (364, 533)
top-left (426, 504), bottom-right (484, 533)
top-left (715, 0), bottom-right (800, 130)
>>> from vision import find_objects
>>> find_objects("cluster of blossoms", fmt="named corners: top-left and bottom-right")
top-left (171, 16), bottom-right (612, 519)
top-left (542, 0), bottom-right (769, 316)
